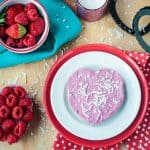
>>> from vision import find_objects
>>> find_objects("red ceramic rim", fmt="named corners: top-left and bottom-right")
top-left (0, 0), bottom-right (49, 54)
top-left (43, 44), bottom-right (148, 147)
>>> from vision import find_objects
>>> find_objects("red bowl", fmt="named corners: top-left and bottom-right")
top-left (43, 44), bottom-right (148, 147)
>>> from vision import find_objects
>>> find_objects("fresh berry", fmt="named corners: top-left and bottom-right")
top-left (0, 127), bottom-right (4, 140)
top-left (12, 106), bottom-right (23, 120)
top-left (0, 117), bottom-right (4, 124)
top-left (2, 87), bottom-right (14, 97)
top-left (27, 9), bottom-right (39, 21)
top-left (0, 26), bottom-right (6, 38)
top-left (6, 94), bottom-right (18, 108)
top-left (13, 121), bottom-right (26, 137)
top-left (6, 37), bottom-right (15, 47)
top-left (19, 98), bottom-right (32, 110)
top-left (13, 87), bottom-right (26, 99)
top-left (29, 17), bottom-right (45, 37)
top-left (2, 119), bottom-right (16, 132)
top-left (6, 37), bottom-right (16, 47)
top-left (23, 34), bottom-right (36, 47)
top-left (0, 128), bottom-right (4, 140)
top-left (15, 39), bottom-right (25, 48)
top-left (22, 110), bottom-right (33, 122)
top-left (0, 95), bottom-right (5, 106)
top-left (0, 105), bottom-right (11, 119)
top-left (6, 4), bottom-right (24, 26)
top-left (6, 24), bottom-right (27, 39)
top-left (7, 133), bottom-right (18, 145)
top-left (25, 3), bottom-right (36, 11)
top-left (15, 11), bottom-right (28, 25)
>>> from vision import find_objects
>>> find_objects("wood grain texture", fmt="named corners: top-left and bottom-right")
top-left (0, 0), bottom-right (149, 149)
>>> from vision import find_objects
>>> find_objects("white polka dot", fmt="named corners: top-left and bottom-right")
top-left (142, 128), bottom-right (145, 131)
top-left (146, 68), bottom-right (150, 71)
top-left (127, 138), bottom-right (131, 141)
top-left (56, 144), bottom-right (60, 147)
top-left (143, 124), bottom-right (146, 127)
top-left (63, 146), bottom-right (66, 149)
top-left (131, 147), bottom-right (135, 150)
top-left (99, 148), bottom-right (103, 150)
top-left (136, 130), bottom-right (139, 134)
top-left (133, 142), bottom-right (136, 146)
top-left (74, 145), bottom-right (77, 148)
top-left (110, 148), bottom-right (114, 150)
top-left (59, 134), bottom-right (63, 138)
top-left (61, 140), bottom-right (65, 144)
top-left (129, 53), bottom-right (133, 57)
top-left (138, 126), bottom-right (141, 129)
top-left (143, 64), bottom-right (146, 67)
top-left (141, 53), bottom-right (144, 57)
top-left (134, 136), bottom-right (137, 139)
top-left (145, 74), bottom-right (148, 77)
top-left (141, 133), bottom-right (144, 137)
top-left (146, 56), bottom-right (149, 59)
top-left (144, 143), bottom-right (148, 147)
top-left (68, 143), bottom-right (71, 146)
top-left (126, 144), bottom-right (129, 148)
top-left (136, 57), bottom-right (139, 60)
top-left (55, 138), bottom-right (58, 141)
top-left (139, 140), bottom-right (143, 143)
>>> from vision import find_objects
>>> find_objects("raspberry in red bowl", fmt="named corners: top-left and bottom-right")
top-left (0, 86), bottom-right (33, 145)
top-left (0, 0), bottom-right (49, 53)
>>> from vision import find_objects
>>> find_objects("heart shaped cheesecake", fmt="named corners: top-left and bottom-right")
top-left (66, 69), bottom-right (125, 125)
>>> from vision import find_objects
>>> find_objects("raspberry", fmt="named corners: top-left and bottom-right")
top-left (19, 98), bottom-right (32, 110)
top-left (27, 9), bottom-right (39, 21)
top-left (6, 37), bottom-right (16, 47)
top-left (2, 119), bottom-right (16, 132)
top-left (2, 87), bottom-right (14, 97)
top-left (25, 3), bottom-right (37, 11)
top-left (0, 117), bottom-right (4, 124)
top-left (14, 87), bottom-right (26, 99)
top-left (0, 105), bottom-right (11, 119)
top-left (15, 11), bottom-right (29, 25)
top-left (0, 26), bottom-right (6, 39)
top-left (7, 133), bottom-right (18, 145)
top-left (12, 106), bottom-right (23, 120)
top-left (0, 95), bottom-right (6, 106)
top-left (6, 94), bottom-right (18, 108)
top-left (13, 121), bottom-right (26, 137)
top-left (23, 34), bottom-right (36, 47)
top-left (0, 128), bottom-right (4, 140)
top-left (22, 110), bottom-right (33, 123)
top-left (15, 39), bottom-right (25, 48)
top-left (29, 17), bottom-right (45, 37)
top-left (6, 4), bottom-right (24, 26)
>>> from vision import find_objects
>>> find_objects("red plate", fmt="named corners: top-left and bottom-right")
top-left (43, 44), bottom-right (148, 147)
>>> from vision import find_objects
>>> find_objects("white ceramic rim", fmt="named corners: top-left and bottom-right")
top-left (51, 51), bottom-right (141, 140)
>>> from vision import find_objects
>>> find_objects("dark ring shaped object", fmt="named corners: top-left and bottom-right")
top-left (109, 0), bottom-right (150, 36)
top-left (133, 7), bottom-right (150, 53)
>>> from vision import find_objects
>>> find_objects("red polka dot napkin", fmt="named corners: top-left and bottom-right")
top-left (53, 51), bottom-right (150, 150)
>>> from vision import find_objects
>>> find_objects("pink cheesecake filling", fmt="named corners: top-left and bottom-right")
top-left (66, 68), bottom-right (125, 125)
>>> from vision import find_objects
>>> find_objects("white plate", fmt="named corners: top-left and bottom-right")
top-left (51, 51), bottom-right (141, 140)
